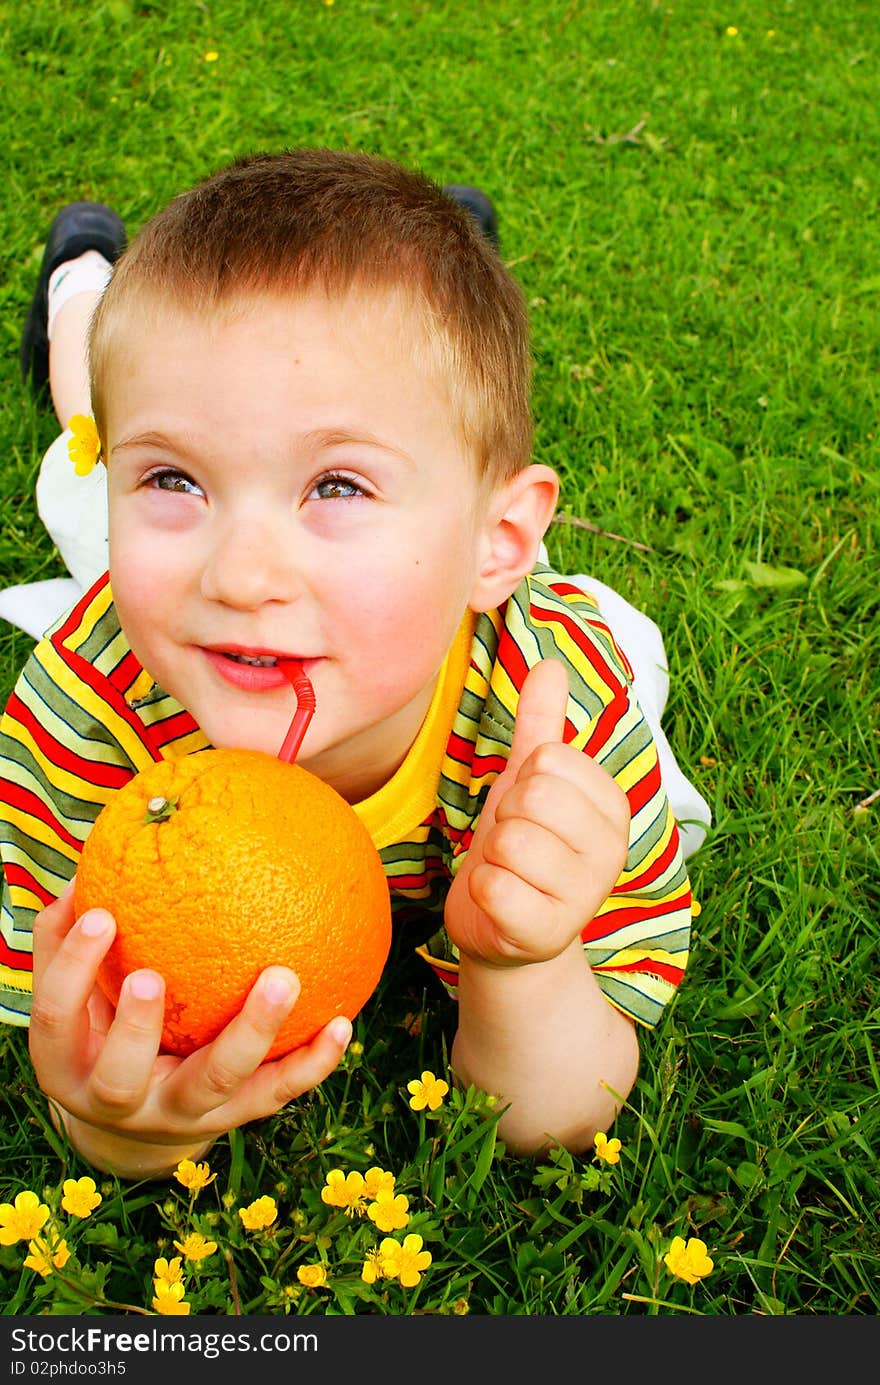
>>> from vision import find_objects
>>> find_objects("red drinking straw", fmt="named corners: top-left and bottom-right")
top-left (277, 661), bottom-right (317, 763)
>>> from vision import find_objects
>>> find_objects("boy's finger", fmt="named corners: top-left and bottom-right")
top-left (29, 909), bottom-right (117, 1088)
top-left (267, 1015), bottom-right (352, 1107)
top-left (466, 659), bottom-right (571, 855)
top-left (170, 967), bottom-right (301, 1119)
top-left (86, 970), bottom-right (166, 1116)
top-left (31, 879), bottom-right (78, 979)
top-left (506, 658), bottom-right (570, 779)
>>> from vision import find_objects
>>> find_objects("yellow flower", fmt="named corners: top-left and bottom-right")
top-left (367, 1188), bottom-right (410, 1233)
top-left (593, 1132), bottom-right (622, 1165)
top-left (173, 1232), bottom-right (218, 1262)
top-left (363, 1166), bottom-right (396, 1200)
top-left (725, 25), bottom-right (739, 37)
top-left (0, 1191), bottom-right (51, 1245)
top-left (320, 1169), bottom-right (367, 1215)
top-left (61, 1176), bottom-right (102, 1219)
top-left (379, 1233), bottom-right (432, 1288)
top-left (153, 1256), bottom-right (184, 1285)
top-left (67, 414), bottom-right (102, 476)
top-left (204, 50), bottom-right (219, 62)
top-left (361, 1248), bottom-right (385, 1284)
top-left (238, 1196), bottom-right (278, 1231)
top-left (173, 1159), bottom-right (216, 1194)
top-left (664, 1235), bottom-right (715, 1285)
top-left (151, 1280), bottom-right (191, 1315)
top-left (691, 898), bottom-right (702, 918)
top-left (407, 1070), bottom-right (449, 1111)
top-left (297, 1263), bottom-right (328, 1288)
top-left (23, 1234), bottom-right (70, 1277)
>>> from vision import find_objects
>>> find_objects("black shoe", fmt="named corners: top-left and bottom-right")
top-left (20, 201), bottom-right (127, 398)
top-left (442, 184), bottom-right (500, 250)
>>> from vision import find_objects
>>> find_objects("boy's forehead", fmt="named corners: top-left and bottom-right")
top-left (101, 282), bottom-right (466, 431)
top-left (111, 281), bottom-right (438, 354)
top-left (99, 281), bottom-right (480, 460)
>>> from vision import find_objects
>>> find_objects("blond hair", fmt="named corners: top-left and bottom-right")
top-left (90, 148), bottom-right (532, 482)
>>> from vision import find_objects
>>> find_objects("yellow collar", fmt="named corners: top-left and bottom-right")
top-left (352, 612), bottom-right (476, 850)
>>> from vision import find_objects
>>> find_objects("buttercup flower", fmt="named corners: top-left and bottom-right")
top-left (321, 1169), bottom-right (367, 1215)
top-left (593, 1132), bottom-right (622, 1165)
top-left (151, 1280), bottom-right (191, 1315)
top-left (173, 1233), bottom-right (218, 1262)
top-left (61, 1176), bottom-right (102, 1219)
top-left (379, 1233), bottom-right (432, 1288)
top-left (363, 1167), bottom-right (396, 1200)
top-left (367, 1188), bottom-right (410, 1233)
top-left (24, 1234), bottom-right (70, 1277)
top-left (407, 1070), bottom-right (449, 1111)
top-left (173, 1160), bottom-right (216, 1194)
top-left (238, 1196), bottom-right (278, 1231)
top-left (725, 25), bottom-right (739, 37)
top-left (0, 1191), bottom-right (51, 1245)
top-left (297, 1263), bottom-right (328, 1288)
top-left (361, 1248), bottom-right (385, 1284)
top-left (204, 50), bottom-right (219, 61)
top-left (67, 414), bottom-right (101, 476)
top-left (664, 1235), bottom-right (715, 1285)
top-left (153, 1256), bottom-right (184, 1286)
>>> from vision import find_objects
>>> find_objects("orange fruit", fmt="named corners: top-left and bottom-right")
top-left (74, 749), bottom-right (392, 1059)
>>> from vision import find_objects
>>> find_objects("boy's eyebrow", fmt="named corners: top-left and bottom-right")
top-left (110, 430), bottom-right (195, 459)
top-left (110, 428), bottom-right (417, 466)
top-left (301, 427), bottom-right (416, 467)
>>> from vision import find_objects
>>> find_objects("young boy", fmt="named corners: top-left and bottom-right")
top-left (0, 149), bottom-right (699, 1180)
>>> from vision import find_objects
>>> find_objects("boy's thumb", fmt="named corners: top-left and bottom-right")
top-left (462, 658), bottom-right (570, 865)
top-left (505, 657), bottom-right (570, 779)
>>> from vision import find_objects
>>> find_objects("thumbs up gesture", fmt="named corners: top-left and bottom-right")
top-left (445, 658), bottom-right (631, 968)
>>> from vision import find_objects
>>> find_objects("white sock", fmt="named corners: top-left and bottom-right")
top-left (47, 250), bottom-right (114, 340)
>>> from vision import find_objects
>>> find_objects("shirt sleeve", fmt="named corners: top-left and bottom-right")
top-left (417, 568), bottom-right (693, 1028)
top-left (0, 641), bottom-right (141, 1025)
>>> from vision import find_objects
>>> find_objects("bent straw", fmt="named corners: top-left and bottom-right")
top-left (277, 661), bottom-right (317, 763)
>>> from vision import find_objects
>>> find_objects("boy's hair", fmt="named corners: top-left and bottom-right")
top-left (90, 148), bottom-right (533, 482)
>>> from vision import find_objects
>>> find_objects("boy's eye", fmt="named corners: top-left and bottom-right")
top-left (146, 469), bottom-right (203, 496)
top-left (310, 473), bottom-right (366, 501)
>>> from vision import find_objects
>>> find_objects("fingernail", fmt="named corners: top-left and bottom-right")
top-left (79, 910), bottom-right (111, 938)
top-left (328, 1016), bottom-right (352, 1047)
top-left (262, 974), bottom-right (295, 1007)
top-left (128, 971), bottom-right (162, 1001)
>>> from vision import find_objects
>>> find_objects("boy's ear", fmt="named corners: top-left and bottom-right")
top-left (469, 464), bottom-right (560, 613)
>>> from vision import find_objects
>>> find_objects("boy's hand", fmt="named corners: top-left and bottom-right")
top-left (445, 658), bottom-right (630, 967)
top-left (28, 883), bottom-right (351, 1174)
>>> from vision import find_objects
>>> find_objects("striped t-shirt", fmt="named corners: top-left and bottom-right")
top-left (0, 566), bottom-right (692, 1030)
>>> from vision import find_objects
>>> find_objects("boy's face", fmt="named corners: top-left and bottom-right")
top-left (104, 289), bottom-right (498, 801)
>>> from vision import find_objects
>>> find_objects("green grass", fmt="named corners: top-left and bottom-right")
top-left (1, 0), bottom-right (878, 1316)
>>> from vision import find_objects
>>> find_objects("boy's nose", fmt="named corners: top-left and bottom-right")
top-left (199, 516), bottom-right (299, 609)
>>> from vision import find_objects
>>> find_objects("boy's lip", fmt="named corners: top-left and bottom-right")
top-left (200, 646), bottom-right (321, 692)
top-left (202, 643), bottom-right (313, 663)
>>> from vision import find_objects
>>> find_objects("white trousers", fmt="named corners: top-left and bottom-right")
top-left (0, 430), bottom-right (711, 857)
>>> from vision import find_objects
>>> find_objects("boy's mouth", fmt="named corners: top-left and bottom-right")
top-left (226, 652), bottom-right (279, 667)
top-left (202, 647), bottom-right (315, 689)
top-left (207, 644), bottom-right (305, 665)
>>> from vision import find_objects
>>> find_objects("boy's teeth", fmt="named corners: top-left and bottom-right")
top-left (228, 653), bottom-right (278, 667)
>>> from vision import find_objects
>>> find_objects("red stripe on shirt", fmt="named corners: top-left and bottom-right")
top-left (622, 828), bottom-right (684, 894)
top-left (593, 955), bottom-right (684, 986)
top-left (0, 778), bottom-right (86, 854)
top-left (4, 696), bottom-right (134, 790)
top-left (582, 893), bottom-right (691, 942)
